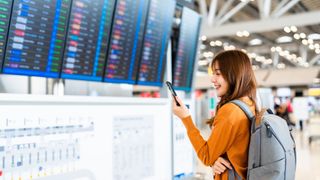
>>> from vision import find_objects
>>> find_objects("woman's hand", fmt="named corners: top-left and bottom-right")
top-left (172, 96), bottom-right (190, 119)
top-left (212, 157), bottom-right (232, 175)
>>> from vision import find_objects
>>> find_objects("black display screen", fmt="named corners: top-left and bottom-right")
top-left (61, 0), bottom-right (115, 81)
top-left (3, 0), bottom-right (71, 78)
top-left (104, 0), bottom-right (149, 84)
top-left (0, 0), bottom-right (12, 70)
top-left (136, 0), bottom-right (175, 86)
top-left (173, 7), bottom-right (201, 91)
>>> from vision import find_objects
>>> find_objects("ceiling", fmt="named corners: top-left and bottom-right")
top-left (194, 0), bottom-right (320, 72)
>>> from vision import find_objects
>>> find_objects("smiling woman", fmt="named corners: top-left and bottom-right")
top-left (211, 50), bottom-right (257, 110)
top-left (172, 49), bottom-right (258, 180)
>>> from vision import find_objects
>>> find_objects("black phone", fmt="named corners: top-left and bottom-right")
top-left (165, 81), bottom-right (180, 106)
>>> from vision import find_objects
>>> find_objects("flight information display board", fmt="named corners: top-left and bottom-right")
top-left (104, 0), bottom-right (149, 84)
top-left (61, 0), bottom-right (115, 81)
top-left (3, 0), bottom-right (71, 78)
top-left (136, 0), bottom-right (175, 86)
top-left (173, 7), bottom-right (201, 91)
top-left (0, 0), bottom-right (12, 69)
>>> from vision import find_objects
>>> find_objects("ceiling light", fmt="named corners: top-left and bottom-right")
top-left (229, 45), bottom-right (235, 50)
top-left (284, 26), bottom-right (291, 33)
top-left (243, 31), bottom-right (250, 37)
top-left (297, 57), bottom-right (303, 62)
top-left (308, 39), bottom-right (314, 44)
top-left (316, 49), bottom-right (320, 54)
top-left (236, 31), bottom-right (243, 37)
top-left (279, 51), bottom-right (286, 56)
top-left (256, 56), bottom-right (265, 62)
top-left (308, 33), bottom-right (320, 40)
top-left (275, 46), bottom-right (282, 52)
top-left (266, 59), bottom-right (273, 64)
top-left (277, 63), bottom-right (286, 69)
top-left (215, 40), bottom-right (222, 46)
top-left (276, 36), bottom-right (292, 43)
top-left (237, 31), bottom-right (243, 37)
top-left (249, 38), bottom-right (262, 46)
top-left (309, 44), bottom-right (315, 50)
top-left (271, 47), bottom-right (276, 52)
top-left (208, 52), bottom-right (214, 57)
top-left (283, 50), bottom-right (290, 56)
top-left (236, 30), bottom-right (250, 37)
top-left (198, 60), bottom-right (209, 66)
top-left (291, 54), bottom-right (297, 59)
top-left (290, 26), bottom-right (297, 32)
top-left (210, 41), bottom-right (215, 46)
top-left (302, 39), bottom-right (308, 45)
top-left (314, 44), bottom-right (320, 49)
top-left (293, 33), bottom-right (300, 40)
top-left (248, 53), bottom-right (257, 58)
top-left (201, 36), bottom-right (207, 41)
top-left (300, 33), bottom-right (306, 39)
top-left (287, 55), bottom-right (293, 60)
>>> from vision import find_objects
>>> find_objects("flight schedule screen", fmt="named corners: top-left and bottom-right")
top-left (0, 0), bottom-right (12, 69)
top-left (136, 0), bottom-right (175, 86)
top-left (173, 8), bottom-right (201, 91)
top-left (61, 0), bottom-right (115, 81)
top-left (104, 0), bottom-right (149, 84)
top-left (3, 0), bottom-right (71, 78)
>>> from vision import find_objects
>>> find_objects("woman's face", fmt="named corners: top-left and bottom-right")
top-left (211, 62), bottom-right (229, 97)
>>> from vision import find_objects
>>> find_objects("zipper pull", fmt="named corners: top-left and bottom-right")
top-left (266, 124), bottom-right (272, 138)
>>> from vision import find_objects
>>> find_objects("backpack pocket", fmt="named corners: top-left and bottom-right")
top-left (248, 157), bottom-right (285, 180)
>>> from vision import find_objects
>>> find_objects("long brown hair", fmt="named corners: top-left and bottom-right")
top-left (211, 50), bottom-right (257, 111)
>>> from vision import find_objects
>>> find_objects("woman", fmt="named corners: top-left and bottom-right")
top-left (173, 50), bottom-right (257, 180)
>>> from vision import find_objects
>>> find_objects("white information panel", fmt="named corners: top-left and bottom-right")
top-left (173, 99), bottom-right (196, 179)
top-left (0, 94), bottom-right (172, 180)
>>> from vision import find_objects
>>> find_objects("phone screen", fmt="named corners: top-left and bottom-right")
top-left (166, 81), bottom-right (180, 106)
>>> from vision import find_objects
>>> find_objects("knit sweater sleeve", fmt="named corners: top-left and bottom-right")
top-left (181, 103), bottom-right (241, 166)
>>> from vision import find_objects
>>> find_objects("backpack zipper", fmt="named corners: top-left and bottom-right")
top-left (264, 122), bottom-right (286, 152)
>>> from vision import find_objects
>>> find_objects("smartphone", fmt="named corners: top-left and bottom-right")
top-left (165, 81), bottom-right (180, 106)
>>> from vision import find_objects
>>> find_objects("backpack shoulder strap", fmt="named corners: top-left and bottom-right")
top-left (230, 100), bottom-right (255, 121)
top-left (231, 99), bottom-right (256, 133)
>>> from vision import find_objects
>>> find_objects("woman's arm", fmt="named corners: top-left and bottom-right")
top-left (173, 97), bottom-right (240, 166)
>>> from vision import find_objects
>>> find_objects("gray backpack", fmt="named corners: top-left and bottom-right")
top-left (228, 100), bottom-right (296, 180)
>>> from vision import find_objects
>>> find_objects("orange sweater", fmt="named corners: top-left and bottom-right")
top-left (182, 97), bottom-right (255, 180)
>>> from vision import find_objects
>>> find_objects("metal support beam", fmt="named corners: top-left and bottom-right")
top-left (271, 0), bottom-right (300, 18)
top-left (208, 0), bottom-right (218, 26)
top-left (216, 0), bottom-right (250, 26)
top-left (216, 0), bottom-right (234, 22)
top-left (272, 52), bottom-right (279, 68)
top-left (309, 54), bottom-right (320, 66)
top-left (271, 0), bottom-right (289, 16)
top-left (198, 0), bottom-right (208, 18)
top-left (257, 0), bottom-right (264, 18)
top-left (202, 11), bottom-right (320, 38)
top-left (258, 0), bottom-right (271, 19)
top-left (299, 45), bottom-right (308, 62)
top-left (263, 0), bottom-right (271, 18)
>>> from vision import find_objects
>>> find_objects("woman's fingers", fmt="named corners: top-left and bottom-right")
top-left (212, 157), bottom-right (233, 175)
top-left (219, 157), bottom-right (232, 169)
top-left (171, 96), bottom-right (190, 119)
top-left (212, 161), bottom-right (226, 174)
top-left (215, 162), bottom-right (226, 172)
